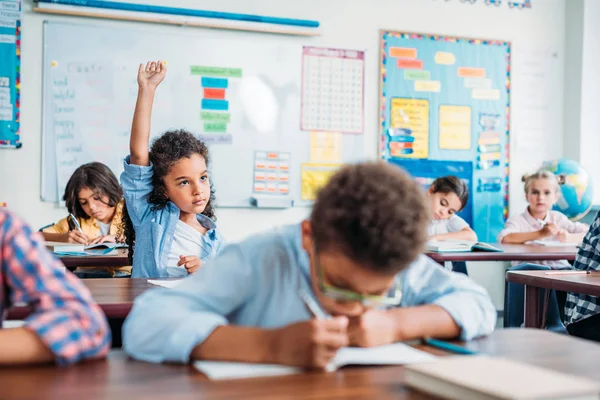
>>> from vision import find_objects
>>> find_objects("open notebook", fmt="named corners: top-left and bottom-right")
top-left (45, 241), bottom-right (127, 256)
top-left (404, 355), bottom-right (600, 400)
top-left (194, 342), bottom-right (435, 380)
top-left (425, 240), bottom-right (502, 253)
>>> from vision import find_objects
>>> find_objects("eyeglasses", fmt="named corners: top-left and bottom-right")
top-left (313, 245), bottom-right (403, 308)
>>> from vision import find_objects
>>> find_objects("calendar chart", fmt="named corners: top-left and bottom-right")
top-left (301, 46), bottom-right (364, 134)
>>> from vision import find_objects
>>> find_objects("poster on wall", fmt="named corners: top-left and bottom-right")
top-left (379, 31), bottom-right (510, 242)
top-left (0, 0), bottom-right (21, 148)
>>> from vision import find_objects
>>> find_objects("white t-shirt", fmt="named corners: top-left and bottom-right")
top-left (166, 221), bottom-right (211, 278)
top-left (428, 215), bottom-right (469, 237)
top-left (98, 221), bottom-right (111, 236)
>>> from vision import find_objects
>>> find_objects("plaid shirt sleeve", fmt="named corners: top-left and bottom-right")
top-left (0, 211), bottom-right (111, 365)
top-left (565, 210), bottom-right (600, 325)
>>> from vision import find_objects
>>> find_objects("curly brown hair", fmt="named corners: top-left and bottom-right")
top-left (63, 162), bottom-right (123, 220)
top-left (310, 162), bottom-right (429, 274)
top-left (123, 130), bottom-right (217, 263)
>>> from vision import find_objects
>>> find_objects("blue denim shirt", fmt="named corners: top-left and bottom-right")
top-left (120, 156), bottom-right (224, 278)
top-left (123, 223), bottom-right (497, 363)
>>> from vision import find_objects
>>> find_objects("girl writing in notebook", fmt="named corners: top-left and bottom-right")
top-left (121, 61), bottom-right (224, 278)
top-left (42, 162), bottom-right (130, 278)
top-left (498, 170), bottom-right (588, 268)
top-left (427, 176), bottom-right (477, 242)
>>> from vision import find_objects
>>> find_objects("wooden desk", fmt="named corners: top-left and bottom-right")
top-left (506, 270), bottom-right (600, 328)
top-left (427, 243), bottom-right (578, 264)
top-left (1, 329), bottom-right (600, 400)
top-left (58, 248), bottom-right (130, 268)
top-left (7, 278), bottom-right (156, 320)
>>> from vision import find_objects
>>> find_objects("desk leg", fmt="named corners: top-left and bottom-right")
top-left (524, 285), bottom-right (542, 328)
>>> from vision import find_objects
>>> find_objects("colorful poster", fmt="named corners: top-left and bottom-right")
top-left (310, 131), bottom-right (342, 162)
top-left (191, 65), bottom-right (241, 144)
top-left (301, 162), bottom-right (342, 201)
top-left (439, 105), bottom-right (472, 150)
top-left (253, 151), bottom-right (290, 196)
top-left (301, 46), bottom-right (365, 134)
top-left (0, 0), bottom-right (21, 148)
top-left (389, 98), bottom-right (429, 158)
top-left (379, 31), bottom-right (510, 242)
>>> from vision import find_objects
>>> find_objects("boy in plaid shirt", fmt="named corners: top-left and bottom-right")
top-left (0, 210), bottom-right (110, 365)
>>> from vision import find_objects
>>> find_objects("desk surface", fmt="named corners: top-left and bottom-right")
top-left (506, 270), bottom-right (600, 297)
top-left (7, 278), bottom-right (156, 320)
top-left (426, 243), bottom-right (578, 263)
top-left (58, 248), bottom-right (130, 267)
top-left (1, 329), bottom-right (600, 400)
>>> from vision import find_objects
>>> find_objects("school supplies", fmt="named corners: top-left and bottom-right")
top-left (67, 213), bottom-right (84, 234)
top-left (545, 270), bottom-right (599, 276)
top-left (425, 240), bottom-right (503, 253)
top-left (45, 241), bottom-right (126, 255)
top-left (422, 338), bottom-right (477, 355)
top-left (147, 279), bottom-right (183, 289)
top-left (531, 240), bottom-right (578, 247)
top-left (194, 342), bottom-right (435, 380)
top-left (404, 355), bottom-right (600, 400)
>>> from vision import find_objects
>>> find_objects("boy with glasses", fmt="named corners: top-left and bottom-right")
top-left (123, 162), bottom-right (496, 369)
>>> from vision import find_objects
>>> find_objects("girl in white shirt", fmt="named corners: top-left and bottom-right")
top-left (427, 176), bottom-right (477, 242)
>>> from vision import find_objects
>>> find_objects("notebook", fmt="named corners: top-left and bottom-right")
top-left (404, 355), bottom-right (600, 400)
top-left (425, 240), bottom-right (503, 253)
top-left (531, 240), bottom-right (578, 248)
top-left (45, 241), bottom-right (127, 255)
top-left (194, 342), bottom-right (435, 380)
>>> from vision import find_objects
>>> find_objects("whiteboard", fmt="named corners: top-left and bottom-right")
top-left (42, 21), bottom-right (364, 207)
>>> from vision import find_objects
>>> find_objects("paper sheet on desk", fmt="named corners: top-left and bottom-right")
top-left (147, 279), bottom-right (183, 289)
top-left (194, 342), bottom-right (435, 380)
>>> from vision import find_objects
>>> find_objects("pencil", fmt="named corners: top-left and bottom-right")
top-left (545, 270), bottom-right (591, 275)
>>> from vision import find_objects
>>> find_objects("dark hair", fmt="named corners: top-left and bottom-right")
top-left (310, 162), bottom-right (430, 274)
top-left (63, 162), bottom-right (123, 220)
top-left (123, 130), bottom-right (216, 264)
top-left (430, 176), bottom-right (469, 211)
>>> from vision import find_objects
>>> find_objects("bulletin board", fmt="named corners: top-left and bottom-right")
top-left (0, 0), bottom-right (21, 148)
top-left (379, 31), bottom-right (510, 242)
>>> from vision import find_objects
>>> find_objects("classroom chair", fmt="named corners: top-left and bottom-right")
top-left (504, 263), bottom-right (566, 333)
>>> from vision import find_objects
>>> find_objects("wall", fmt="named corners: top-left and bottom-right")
top-left (0, 0), bottom-right (566, 246)
top-left (563, 0), bottom-right (600, 204)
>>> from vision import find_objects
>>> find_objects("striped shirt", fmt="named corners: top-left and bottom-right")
top-left (0, 210), bottom-right (111, 365)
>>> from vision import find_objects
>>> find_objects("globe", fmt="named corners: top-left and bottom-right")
top-left (540, 158), bottom-right (594, 221)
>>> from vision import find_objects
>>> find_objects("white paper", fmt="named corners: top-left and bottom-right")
top-left (194, 342), bottom-right (435, 380)
top-left (194, 362), bottom-right (302, 380)
top-left (147, 279), bottom-right (183, 289)
top-left (331, 342), bottom-right (435, 368)
top-left (531, 240), bottom-right (578, 247)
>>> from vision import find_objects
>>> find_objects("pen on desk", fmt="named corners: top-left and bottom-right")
top-left (422, 338), bottom-right (477, 355)
top-left (299, 289), bottom-right (329, 319)
top-left (545, 270), bottom-right (592, 275)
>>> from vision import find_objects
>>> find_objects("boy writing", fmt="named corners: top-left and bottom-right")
top-left (123, 163), bottom-right (496, 368)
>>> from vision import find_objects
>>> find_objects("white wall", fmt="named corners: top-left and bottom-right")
top-left (0, 0), bottom-right (566, 244)
top-left (563, 0), bottom-right (600, 204)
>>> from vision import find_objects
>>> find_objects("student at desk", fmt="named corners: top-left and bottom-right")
top-left (41, 162), bottom-right (130, 278)
top-left (123, 163), bottom-right (496, 369)
top-left (498, 171), bottom-right (588, 269)
top-left (0, 210), bottom-right (110, 365)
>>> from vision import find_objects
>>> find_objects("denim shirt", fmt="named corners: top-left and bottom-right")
top-left (120, 156), bottom-right (224, 278)
top-left (123, 223), bottom-right (497, 363)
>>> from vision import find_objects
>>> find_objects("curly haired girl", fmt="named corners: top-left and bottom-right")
top-left (121, 61), bottom-right (224, 278)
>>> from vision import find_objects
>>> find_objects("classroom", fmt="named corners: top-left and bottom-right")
top-left (2, 0), bottom-right (600, 398)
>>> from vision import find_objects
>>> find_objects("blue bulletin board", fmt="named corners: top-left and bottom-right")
top-left (0, 0), bottom-right (21, 148)
top-left (379, 32), bottom-right (510, 242)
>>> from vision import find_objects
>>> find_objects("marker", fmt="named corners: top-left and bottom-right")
top-left (422, 338), bottom-right (478, 355)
